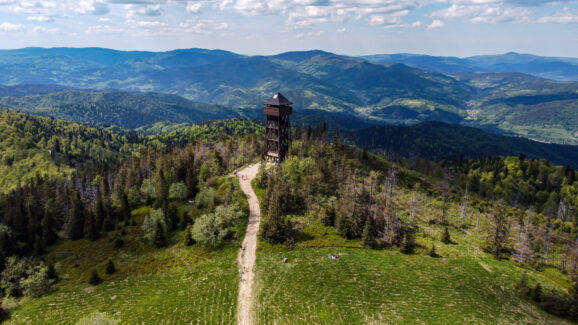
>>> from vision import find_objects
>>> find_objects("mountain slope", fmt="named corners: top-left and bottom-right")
top-left (362, 52), bottom-right (578, 81)
top-left (346, 121), bottom-right (578, 167)
top-left (0, 90), bottom-right (238, 129)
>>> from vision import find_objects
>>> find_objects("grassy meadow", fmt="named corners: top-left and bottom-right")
top-left (253, 185), bottom-right (573, 324)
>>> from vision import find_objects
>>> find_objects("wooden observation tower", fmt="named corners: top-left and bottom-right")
top-left (264, 92), bottom-right (292, 163)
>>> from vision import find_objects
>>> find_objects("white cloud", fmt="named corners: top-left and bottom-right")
top-left (537, 9), bottom-right (578, 23)
top-left (86, 24), bottom-right (122, 34)
top-left (135, 20), bottom-right (168, 27)
top-left (177, 17), bottom-right (229, 34)
top-left (0, 21), bottom-right (24, 31)
top-left (33, 26), bottom-right (61, 33)
top-left (336, 27), bottom-right (347, 33)
top-left (430, 2), bottom-right (534, 24)
top-left (27, 14), bottom-right (54, 22)
top-left (75, 0), bottom-right (110, 15)
top-left (126, 4), bottom-right (163, 18)
top-left (427, 19), bottom-right (445, 29)
top-left (384, 20), bottom-right (421, 29)
top-left (186, 1), bottom-right (203, 13)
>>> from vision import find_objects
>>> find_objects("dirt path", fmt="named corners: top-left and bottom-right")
top-left (236, 163), bottom-right (261, 325)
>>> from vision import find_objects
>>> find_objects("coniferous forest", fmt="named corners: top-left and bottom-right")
top-left (0, 105), bottom-right (577, 323)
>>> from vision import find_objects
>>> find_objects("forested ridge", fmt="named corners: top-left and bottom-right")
top-left (0, 112), bottom-right (577, 322)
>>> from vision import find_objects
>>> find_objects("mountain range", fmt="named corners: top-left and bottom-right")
top-left (1, 47), bottom-right (578, 144)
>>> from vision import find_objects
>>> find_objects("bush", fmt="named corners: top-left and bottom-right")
top-left (429, 245), bottom-right (438, 257)
top-left (169, 182), bottom-right (188, 200)
top-left (441, 227), bottom-right (451, 244)
top-left (76, 311), bottom-right (119, 325)
top-left (21, 264), bottom-right (53, 297)
top-left (113, 238), bottom-right (124, 249)
top-left (106, 260), bottom-right (116, 275)
top-left (400, 231), bottom-right (415, 254)
top-left (0, 256), bottom-right (27, 297)
top-left (89, 270), bottom-right (101, 285)
top-left (192, 203), bottom-right (244, 247)
top-left (142, 209), bottom-right (166, 245)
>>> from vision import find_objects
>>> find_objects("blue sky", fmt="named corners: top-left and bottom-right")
top-left (0, 0), bottom-right (577, 57)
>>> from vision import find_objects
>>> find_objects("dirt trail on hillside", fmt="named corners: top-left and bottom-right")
top-left (237, 163), bottom-right (261, 325)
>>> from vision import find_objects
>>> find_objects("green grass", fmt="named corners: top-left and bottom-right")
top-left (254, 186), bottom-right (573, 324)
top-left (4, 176), bottom-right (247, 324)
top-left (6, 247), bottom-right (238, 324)
top-left (255, 246), bottom-right (571, 325)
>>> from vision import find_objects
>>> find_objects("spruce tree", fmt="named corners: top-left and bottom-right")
top-left (89, 270), bottom-right (101, 285)
top-left (442, 227), bottom-right (451, 244)
top-left (361, 216), bottom-right (374, 248)
top-left (429, 244), bottom-right (438, 257)
top-left (120, 191), bottom-right (131, 221)
top-left (46, 264), bottom-right (58, 282)
top-left (85, 212), bottom-right (100, 241)
top-left (182, 224), bottom-right (195, 246)
top-left (400, 231), bottom-right (415, 254)
top-left (152, 220), bottom-right (166, 248)
top-left (41, 199), bottom-right (58, 246)
top-left (486, 201), bottom-right (510, 259)
top-left (67, 191), bottom-right (84, 240)
top-left (105, 260), bottom-right (116, 275)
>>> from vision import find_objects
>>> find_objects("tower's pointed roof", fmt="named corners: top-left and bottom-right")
top-left (265, 92), bottom-right (293, 106)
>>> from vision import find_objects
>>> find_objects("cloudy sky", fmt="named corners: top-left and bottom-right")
top-left (0, 0), bottom-right (577, 57)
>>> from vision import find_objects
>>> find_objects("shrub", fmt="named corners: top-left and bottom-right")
top-left (76, 311), bottom-right (119, 325)
top-left (89, 270), bottom-right (101, 285)
top-left (192, 203), bottom-right (244, 247)
top-left (106, 260), bottom-right (116, 275)
top-left (169, 182), bottom-right (188, 200)
top-left (442, 227), bottom-right (451, 244)
top-left (429, 245), bottom-right (438, 257)
top-left (21, 264), bottom-right (53, 297)
top-left (142, 209), bottom-right (166, 245)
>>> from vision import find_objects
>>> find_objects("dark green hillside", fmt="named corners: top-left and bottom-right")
top-left (0, 109), bottom-right (149, 193)
top-left (0, 90), bottom-right (237, 129)
top-left (346, 121), bottom-right (578, 167)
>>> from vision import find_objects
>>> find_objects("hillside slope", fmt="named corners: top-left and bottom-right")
top-left (346, 121), bottom-right (578, 167)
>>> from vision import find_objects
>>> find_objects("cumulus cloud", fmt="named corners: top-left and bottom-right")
top-left (33, 26), bottom-right (61, 33)
top-left (537, 9), bottom-right (578, 23)
top-left (186, 1), bottom-right (203, 13)
top-left (0, 21), bottom-right (24, 31)
top-left (427, 19), bottom-right (444, 29)
top-left (27, 14), bottom-right (54, 22)
top-left (177, 17), bottom-right (229, 34)
top-left (75, 0), bottom-right (110, 15)
top-left (126, 4), bottom-right (163, 18)
top-left (430, 3), bottom-right (533, 24)
top-left (86, 24), bottom-right (123, 34)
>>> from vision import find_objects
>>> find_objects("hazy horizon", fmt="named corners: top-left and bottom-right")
top-left (0, 1), bottom-right (576, 57)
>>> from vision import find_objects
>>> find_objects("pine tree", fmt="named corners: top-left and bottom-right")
top-left (400, 231), bottom-right (415, 254)
top-left (89, 270), bottom-right (101, 285)
top-left (429, 244), bottom-right (438, 257)
top-left (85, 212), bottom-right (100, 241)
top-left (486, 201), bottom-right (510, 259)
top-left (46, 264), bottom-right (58, 282)
top-left (120, 191), bottom-right (131, 221)
top-left (152, 220), bottom-right (166, 248)
top-left (261, 184), bottom-right (289, 244)
top-left (105, 260), bottom-right (116, 275)
top-left (41, 199), bottom-right (58, 246)
top-left (442, 227), bottom-right (451, 244)
top-left (182, 224), bottom-right (195, 246)
top-left (66, 191), bottom-right (84, 240)
top-left (155, 169), bottom-right (169, 209)
top-left (94, 194), bottom-right (105, 232)
top-left (361, 216), bottom-right (373, 248)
